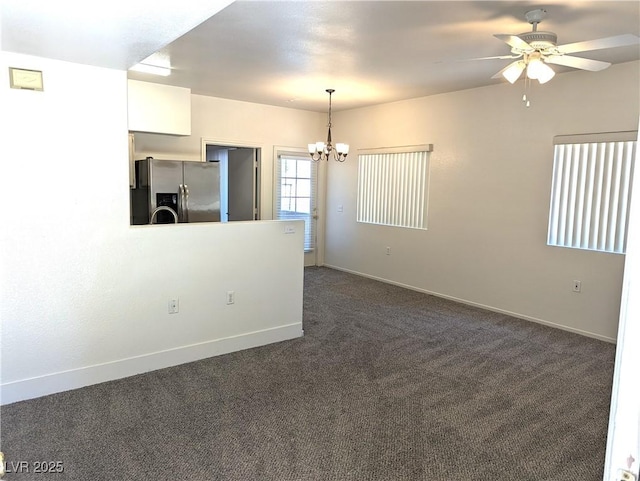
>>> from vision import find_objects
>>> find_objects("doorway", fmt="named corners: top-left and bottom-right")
top-left (205, 144), bottom-right (260, 222)
top-left (275, 150), bottom-right (320, 266)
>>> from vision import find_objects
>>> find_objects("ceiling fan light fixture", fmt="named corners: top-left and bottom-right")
top-left (535, 63), bottom-right (555, 84)
top-left (527, 56), bottom-right (555, 83)
top-left (502, 61), bottom-right (526, 83)
top-left (526, 55), bottom-right (541, 79)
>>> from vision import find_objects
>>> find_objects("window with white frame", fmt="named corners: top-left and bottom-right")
top-left (275, 153), bottom-right (317, 251)
top-left (357, 146), bottom-right (432, 230)
top-left (547, 132), bottom-right (637, 254)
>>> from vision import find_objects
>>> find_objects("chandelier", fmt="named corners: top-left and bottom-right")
top-left (308, 89), bottom-right (349, 162)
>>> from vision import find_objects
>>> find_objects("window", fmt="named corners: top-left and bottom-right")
top-left (547, 132), bottom-right (637, 254)
top-left (275, 153), bottom-right (317, 251)
top-left (357, 146), bottom-right (432, 229)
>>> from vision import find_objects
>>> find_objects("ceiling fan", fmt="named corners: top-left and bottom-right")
top-left (481, 9), bottom-right (639, 85)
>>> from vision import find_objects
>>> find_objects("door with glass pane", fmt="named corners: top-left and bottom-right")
top-left (275, 153), bottom-right (318, 266)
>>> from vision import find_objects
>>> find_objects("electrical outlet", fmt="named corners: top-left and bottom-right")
top-left (227, 291), bottom-right (235, 305)
top-left (572, 280), bottom-right (582, 292)
top-left (386, 246), bottom-right (391, 255)
top-left (617, 469), bottom-right (637, 481)
top-left (168, 299), bottom-right (179, 314)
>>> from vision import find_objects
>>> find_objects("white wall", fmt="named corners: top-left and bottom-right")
top-left (0, 52), bottom-right (305, 404)
top-left (325, 61), bottom-right (639, 342)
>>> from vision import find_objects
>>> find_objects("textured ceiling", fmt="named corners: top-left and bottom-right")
top-left (2, 1), bottom-right (639, 112)
top-left (0, 0), bottom-right (234, 70)
top-left (129, 1), bottom-right (640, 111)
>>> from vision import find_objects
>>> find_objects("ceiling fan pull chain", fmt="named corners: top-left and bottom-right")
top-left (522, 76), bottom-right (531, 108)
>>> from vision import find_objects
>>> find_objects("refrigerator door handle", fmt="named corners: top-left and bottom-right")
top-left (178, 184), bottom-right (184, 223)
top-left (184, 184), bottom-right (190, 223)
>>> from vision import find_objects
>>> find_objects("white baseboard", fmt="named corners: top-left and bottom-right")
top-left (323, 264), bottom-right (616, 344)
top-left (1, 323), bottom-right (303, 406)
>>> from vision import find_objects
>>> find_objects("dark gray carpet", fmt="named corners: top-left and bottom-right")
top-left (0, 267), bottom-right (615, 480)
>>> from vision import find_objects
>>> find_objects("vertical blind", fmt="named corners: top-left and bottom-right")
top-left (275, 154), bottom-right (317, 251)
top-left (548, 136), bottom-right (637, 254)
top-left (357, 150), bottom-right (430, 229)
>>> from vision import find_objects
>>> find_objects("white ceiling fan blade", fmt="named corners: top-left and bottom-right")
top-left (438, 54), bottom-right (522, 64)
top-left (557, 34), bottom-right (640, 54)
top-left (494, 34), bottom-right (533, 51)
top-left (545, 55), bottom-right (611, 71)
top-left (464, 54), bottom-right (523, 61)
top-left (491, 60), bottom-right (525, 81)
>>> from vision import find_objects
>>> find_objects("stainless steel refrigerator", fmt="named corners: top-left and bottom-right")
top-left (131, 158), bottom-right (221, 224)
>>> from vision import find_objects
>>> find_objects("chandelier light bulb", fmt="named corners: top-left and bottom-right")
top-left (336, 143), bottom-right (349, 155)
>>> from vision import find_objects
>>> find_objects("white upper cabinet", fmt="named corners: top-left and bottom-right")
top-left (127, 80), bottom-right (191, 136)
